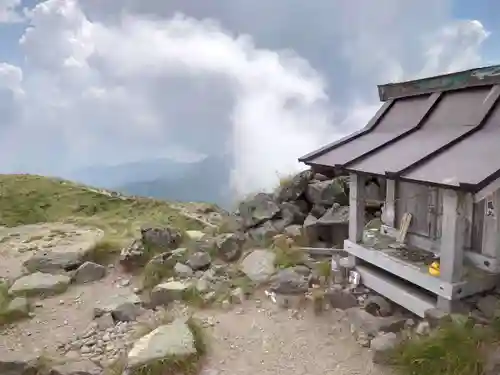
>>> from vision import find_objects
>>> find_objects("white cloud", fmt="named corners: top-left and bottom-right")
top-left (0, 0), bottom-right (492, 197)
top-left (0, 0), bottom-right (23, 23)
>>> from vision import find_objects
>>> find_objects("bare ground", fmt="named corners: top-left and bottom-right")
top-left (0, 223), bottom-right (390, 374)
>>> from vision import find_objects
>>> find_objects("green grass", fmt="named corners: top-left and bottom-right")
top-left (391, 320), bottom-right (493, 375)
top-left (0, 174), bottom-right (208, 261)
top-left (273, 245), bottom-right (305, 269)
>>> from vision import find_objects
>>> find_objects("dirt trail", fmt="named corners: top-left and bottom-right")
top-left (197, 296), bottom-right (389, 375)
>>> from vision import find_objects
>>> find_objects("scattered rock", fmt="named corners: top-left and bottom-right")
top-left (119, 239), bottom-right (147, 270)
top-left (214, 233), bottom-right (244, 262)
top-left (370, 332), bottom-right (400, 365)
top-left (306, 178), bottom-right (347, 206)
top-left (415, 321), bottom-right (431, 335)
top-left (140, 225), bottom-right (183, 252)
top-left (72, 262), bottom-right (106, 284)
top-left (23, 248), bottom-right (89, 274)
top-left (325, 289), bottom-right (358, 310)
top-left (94, 294), bottom-right (142, 322)
top-left (9, 272), bottom-right (70, 298)
top-left (174, 263), bottom-right (194, 278)
top-left (346, 307), bottom-right (406, 337)
top-left (423, 308), bottom-right (452, 328)
top-left (185, 230), bottom-right (205, 241)
top-left (187, 252), bottom-right (211, 271)
top-left (48, 359), bottom-right (102, 375)
top-left (239, 193), bottom-right (280, 228)
top-left (230, 287), bottom-right (245, 304)
top-left (269, 268), bottom-right (309, 295)
top-left (150, 281), bottom-right (189, 307)
top-left (0, 352), bottom-right (40, 375)
top-left (127, 319), bottom-right (197, 369)
top-left (363, 295), bottom-right (393, 317)
top-left (240, 249), bottom-right (276, 283)
top-left (275, 169), bottom-right (313, 202)
top-left (477, 295), bottom-right (500, 319)
top-left (1, 296), bottom-right (30, 322)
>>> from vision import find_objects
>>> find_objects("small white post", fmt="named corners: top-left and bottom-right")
top-left (383, 179), bottom-right (397, 228)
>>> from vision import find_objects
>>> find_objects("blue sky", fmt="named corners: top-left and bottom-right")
top-left (0, 0), bottom-right (498, 195)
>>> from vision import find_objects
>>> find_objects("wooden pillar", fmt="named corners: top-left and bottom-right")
top-left (440, 189), bottom-right (465, 284)
top-left (349, 173), bottom-right (366, 243)
top-left (382, 179), bottom-right (396, 228)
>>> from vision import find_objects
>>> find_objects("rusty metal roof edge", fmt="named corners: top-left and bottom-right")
top-left (298, 99), bottom-right (395, 164)
top-left (341, 92), bottom-right (442, 169)
top-left (378, 64), bottom-right (500, 101)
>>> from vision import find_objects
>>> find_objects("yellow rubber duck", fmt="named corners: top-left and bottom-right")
top-left (428, 261), bottom-right (440, 277)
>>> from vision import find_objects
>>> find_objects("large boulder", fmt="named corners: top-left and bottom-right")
top-left (0, 352), bottom-right (40, 375)
top-left (238, 193), bottom-right (280, 228)
top-left (140, 225), bottom-right (183, 252)
top-left (127, 319), bottom-right (197, 370)
top-left (303, 204), bottom-right (349, 247)
top-left (305, 177), bottom-right (348, 206)
top-left (275, 170), bottom-right (313, 202)
top-left (247, 221), bottom-right (280, 245)
top-left (214, 232), bottom-right (245, 262)
top-left (9, 272), bottom-right (70, 298)
top-left (240, 249), bottom-right (276, 283)
top-left (24, 250), bottom-right (86, 274)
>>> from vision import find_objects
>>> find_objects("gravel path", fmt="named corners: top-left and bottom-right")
top-left (197, 295), bottom-right (391, 375)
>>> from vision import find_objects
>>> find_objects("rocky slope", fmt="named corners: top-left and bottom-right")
top-left (1, 173), bottom-right (500, 375)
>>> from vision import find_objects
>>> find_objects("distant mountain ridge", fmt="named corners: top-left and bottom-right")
top-left (69, 155), bottom-right (233, 208)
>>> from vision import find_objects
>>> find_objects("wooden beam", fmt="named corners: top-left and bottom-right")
top-left (349, 173), bottom-right (366, 243)
top-left (440, 189), bottom-right (465, 284)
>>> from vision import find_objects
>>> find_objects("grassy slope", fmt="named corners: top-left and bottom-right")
top-left (0, 174), bottom-right (206, 241)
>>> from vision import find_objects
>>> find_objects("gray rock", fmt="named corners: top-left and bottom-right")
top-left (240, 249), bottom-right (276, 283)
top-left (284, 225), bottom-right (303, 239)
top-left (247, 221), bottom-right (280, 245)
top-left (48, 359), bottom-right (102, 375)
top-left (230, 287), bottom-right (245, 304)
top-left (275, 170), bottom-right (313, 202)
top-left (423, 308), bottom-right (452, 328)
top-left (279, 202), bottom-right (307, 226)
top-left (214, 232), bottom-right (245, 262)
top-left (2, 297), bottom-right (30, 321)
top-left (0, 352), bottom-right (40, 375)
top-left (94, 313), bottom-right (114, 330)
top-left (185, 230), bottom-right (205, 241)
top-left (325, 289), bottom-right (359, 310)
top-left (140, 225), bottom-right (183, 252)
top-left (317, 205), bottom-right (349, 225)
top-left (174, 263), bottom-right (194, 278)
top-left (238, 193), bottom-right (280, 228)
top-left (305, 178), bottom-right (348, 206)
top-left (73, 262), bottom-right (106, 284)
top-left (314, 173), bottom-right (328, 181)
top-left (23, 249), bottom-right (87, 274)
top-left (415, 321), bottom-right (431, 335)
top-left (310, 204), bottom-right (327, 218)
top-left (364, 295), bottom-right (393, 317)
top-left (187, 252), bottom-right (211, 271)
top-left (370, 332), bottom-right (400, 365)
top-left (127, 319), bottom-right (197, 369)
top-left (269, 268), bottom-right (309, 295)
top-left (477, 295), bottom-right (500, 319)
top-left (150, 281), bottom-right (189, 307)
top-left (119, 239), bottom-right (147, 270)
top-left (346, 307), bottom-right (406, 337)
top-left (94, 294), bottom-right (142, 322)
top-left (9, 272), bottom-right (70, 298)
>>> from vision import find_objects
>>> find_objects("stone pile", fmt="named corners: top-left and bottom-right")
top-left (233, 169), bottom-right (383, 248)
